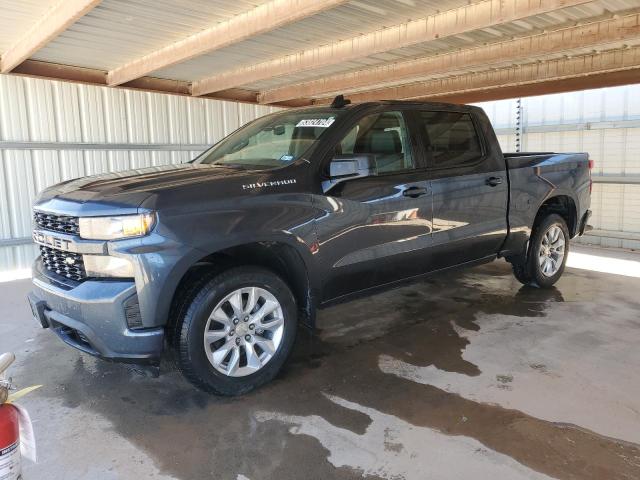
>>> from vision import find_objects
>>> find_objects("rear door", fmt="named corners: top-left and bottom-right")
top-left (413, 108), bottom-right (508, 270)
top-left (315, 109), bottom-right (433, 301)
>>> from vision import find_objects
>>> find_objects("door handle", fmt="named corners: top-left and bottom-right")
top-left (486, 176), bottom-right (503, 187)
top-left (402, 186), bottom-right (428, 198)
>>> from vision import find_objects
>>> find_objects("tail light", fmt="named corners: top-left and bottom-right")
top-left (588, 159), bottom-right (594, 194)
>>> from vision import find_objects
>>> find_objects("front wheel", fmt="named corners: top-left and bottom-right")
top-left (512, 213), bottom-right (570, 288)
top-left (174, 266), bottom-right (297, 395)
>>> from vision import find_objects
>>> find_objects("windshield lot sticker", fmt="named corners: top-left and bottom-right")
top-left (243, 179), bottom-right (297, 190)
top-left (279, 154), bottom-right (295, 162)
top-left (296, 117), bottom-right (335, 128)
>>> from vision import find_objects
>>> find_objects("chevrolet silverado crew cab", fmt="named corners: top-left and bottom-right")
top-left (28, 97), bottom-right (592, 395)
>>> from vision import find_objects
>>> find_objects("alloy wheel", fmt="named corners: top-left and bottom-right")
top-left (538, 225), bottom-right (566, 277)
top-left (203, 287), bottom-right (284, 377)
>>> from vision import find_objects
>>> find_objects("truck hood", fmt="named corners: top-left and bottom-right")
top-left (34, 163), bottom-right (300, 215)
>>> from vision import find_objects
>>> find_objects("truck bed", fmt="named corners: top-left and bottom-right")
top-left (500, 150), bottom-right (591, 258)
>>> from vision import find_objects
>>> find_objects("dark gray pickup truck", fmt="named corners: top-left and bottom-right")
top-left (28, 98), bottom-right (592, 395)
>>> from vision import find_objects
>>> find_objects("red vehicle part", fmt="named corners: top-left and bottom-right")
top-left (0, 403), bottom-right (21, 480)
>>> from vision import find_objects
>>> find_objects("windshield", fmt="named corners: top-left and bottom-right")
top-left (195, 109), bottom-right (346, 169)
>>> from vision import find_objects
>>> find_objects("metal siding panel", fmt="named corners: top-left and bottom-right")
top-left (561, 91), bottom-right (583, 124)
top-left (542, 93), bottom-right (563, 125)
top-left (125, 89), bottom-right (150, 144)
top-left (0, 245), bottom-right (38, 275)
top-left (603, 87), bottom-right (626, 121)
top-left (627, 128), bottom-right (640, 175)
top-left (204, 100), bottom-right (226, 143)
top-left (524, 96), bottom-right (544, 126)
top-left (523, 132), bottom-right (543, 152)
top-left (124, 90), bottom-right (151, 169)
top-left (3, 149), bottom-right (37, 237)
top-left (25, 77), bottom-right (57, 142)
top-left (583, 89), bottom-right (605, 122)
top-left (601, 129), bottom-right (625, 175)
top-left (495, 134), bottom-right (516, 153)
top-left (78, 83), bottom-right (107, 142)
top-left (0, 151), bottom-right (11, 239)
top-left (52, 81), bottom-right (83, 142)
top-left (496, 99), bottom-right (517, 130)
top-left (542, 132), bottom-right (562, 151)
top-left (629, 85), bottom-right (640, 118)
top-left (559, 131), bottom-right (581, 153)
top-left (0, 75), bottom-right (30, 141)
top-left (622, 185), bottom-right (640, 233)
top-left (599, 184), bottom-right (625, 231)
top-left (147, 92), bottom-right (171, 166)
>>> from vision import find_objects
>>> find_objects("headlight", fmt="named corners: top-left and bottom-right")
top-left (79, 213), bottom-right (155, 240)
top-left (83, 255), bottom-right (134, 278)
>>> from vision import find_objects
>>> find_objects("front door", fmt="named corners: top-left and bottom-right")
top-left (314, 110), bottom-right (433, 301)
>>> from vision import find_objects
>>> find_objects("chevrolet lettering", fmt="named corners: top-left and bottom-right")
top-left (32, 230), bottom-right (73, 251)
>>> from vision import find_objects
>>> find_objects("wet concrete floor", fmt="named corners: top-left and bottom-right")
top-left (2, 245), bottom-right (640, 479)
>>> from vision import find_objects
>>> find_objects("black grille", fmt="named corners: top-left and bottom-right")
top-left (34, 211), bottom-right (79, 235)
top-left (39, 245), bottom-right (87, 282)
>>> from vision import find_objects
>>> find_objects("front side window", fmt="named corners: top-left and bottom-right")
top-left (336, 111), bottom-right (414, 174)
top-left (196, 109), bottom-right (345, 169)
top-left (417, 111), bottom-right (482, 169)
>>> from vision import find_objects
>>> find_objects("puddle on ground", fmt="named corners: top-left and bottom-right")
top-left (379, 300), bottom-right (640, 444)
top-left (11, 261), bottom-right (640, 480)
top-left (256, 394), bottom-right (554, 480)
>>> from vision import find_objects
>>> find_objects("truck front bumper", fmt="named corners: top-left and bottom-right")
top-left (29, 262), bottom-right (164, 364)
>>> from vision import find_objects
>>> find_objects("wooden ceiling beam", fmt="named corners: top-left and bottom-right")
top-left (192, 0), bottom-right (594, 96)
top-left (311, 46), bottom-right (640, 104)
top-left (0, 0), bottom-right (102, 73)
top-left (258, 13), bottom-right (640, 104)
top-left (107, 0), bottom-right (348, 87)
top-left (9, 60), bottom-right (264, 105)
top-left (430, 68), bottom-right (640, 104)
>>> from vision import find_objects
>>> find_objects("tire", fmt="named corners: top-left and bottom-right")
top-left (512, 213), bottom-right (570, 288)
top-left (173, 266), bottom-right (297, 395)
top-left (511, 262), bottom-right (533, 285)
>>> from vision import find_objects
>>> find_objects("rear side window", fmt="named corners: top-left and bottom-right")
top-left (417, 111), bottom-right (482, 169)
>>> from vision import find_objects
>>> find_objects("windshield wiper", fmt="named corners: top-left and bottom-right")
top-left (213, 163), bottom-right (248, 170)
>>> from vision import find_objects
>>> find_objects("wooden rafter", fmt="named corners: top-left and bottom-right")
top-left (107, 0), bottom-right (348, 86)
top-left (192, 0), bottom-right (594, 96)
top-left (0, 0), bottom-right (102, 74)
top-left (258, 13), bottom-right (640, 104)
top-left (311, 46), bottom-right (640, 104)
top-left (9, 60), bottom-right (275, 105)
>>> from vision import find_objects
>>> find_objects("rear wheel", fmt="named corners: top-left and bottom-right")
top-left (174, 266), bottom-right (297, 395)
top-left (512, 213), bottom-right (569, 288)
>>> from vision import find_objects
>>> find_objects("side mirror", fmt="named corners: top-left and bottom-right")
top-left (329, 154), bottom-right (376, 179)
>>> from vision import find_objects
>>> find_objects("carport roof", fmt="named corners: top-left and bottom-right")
top-left (1, 0), bottom-right (639, 106)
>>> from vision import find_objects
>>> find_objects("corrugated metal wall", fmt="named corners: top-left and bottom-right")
top-left (0, 75), bottom-right (279, 273)
top-left (475, 83), bottom-right (640, 250)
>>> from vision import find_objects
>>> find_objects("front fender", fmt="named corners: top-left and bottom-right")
top-left (126, 195), bottom-right (320, 328)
